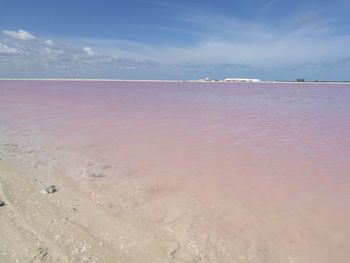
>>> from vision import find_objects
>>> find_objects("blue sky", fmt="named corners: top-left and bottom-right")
top-left (1, 0), bottom-right (350, 80)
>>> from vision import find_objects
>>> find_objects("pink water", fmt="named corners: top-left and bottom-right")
top-left (1, 80), bottom-right (350, 262)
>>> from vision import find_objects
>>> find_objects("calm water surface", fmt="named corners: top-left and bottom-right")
top-left (1, 80), bottom-right (349, 262)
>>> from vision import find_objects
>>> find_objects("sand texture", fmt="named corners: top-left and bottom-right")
top-left (0, 143), bottom-right (199, 262)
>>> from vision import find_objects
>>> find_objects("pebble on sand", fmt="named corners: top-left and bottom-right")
top-left (0, 200), bottom-right (5, 207)
top-left (43, 185), bottom-right (58, 194)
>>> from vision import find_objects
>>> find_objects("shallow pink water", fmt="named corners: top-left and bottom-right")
top-left (1, 80), bottom-right (350, 262)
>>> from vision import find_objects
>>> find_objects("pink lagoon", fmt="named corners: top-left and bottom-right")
top-left (0, 80), bottom-right (350, 262)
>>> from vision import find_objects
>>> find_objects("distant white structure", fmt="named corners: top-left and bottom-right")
top-left (224, 78), bottom-right (261, 82)
top-left (197, 77), bottom-right (218, 82)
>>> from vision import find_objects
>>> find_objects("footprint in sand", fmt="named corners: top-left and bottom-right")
top-left (2, 143), bottom-right (21, 155)
top-left (80, 161), bottom-right (111, 179)
top-left (99, 164), bottom-right (112, 170)
top-left (32, 160), bottom-right (45, 168)
top-left (34, 179), bottom-right (43, 184)
top-left (31, 247), bottom-right (48, 262)
top-left (90, 173), bottom-right (106, 178)
top-left (2, 143), bottom-right (18, 147)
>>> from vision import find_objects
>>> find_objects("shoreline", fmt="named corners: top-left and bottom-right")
top-left (1, 80), bottom-right (349, 262)
top-left (1, 78), bottom-right (350, 84)
top-left (0, 138), bottom-right (200, 262)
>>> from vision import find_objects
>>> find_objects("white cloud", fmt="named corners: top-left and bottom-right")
top-left (1, 9), bottom-right (350, 80)
top-left (44, 47), bottom-right (65, 57)
top-left (0, 34), bottom-right (157, 78)
top-left (83, 46), bottom-right (95, 55)
top-left (3, 29), bottom-right (36, 41)
top-left (44, 39), bottom-right (54, 46)
top-left (0, 42), bottom-right (19, 55)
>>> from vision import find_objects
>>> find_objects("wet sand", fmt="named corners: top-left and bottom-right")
top-left (0, 80), bottom-right (350, 262)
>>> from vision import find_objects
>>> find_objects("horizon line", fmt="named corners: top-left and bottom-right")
top-left (1, 78), bottom-right (350, 84)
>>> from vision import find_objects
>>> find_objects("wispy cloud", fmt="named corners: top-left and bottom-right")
top-left (3, 29), bottom-right (36, 41)
top-left (257, 0), bottom-right (280, 15)
top-left (135, 10), bottom-right (350, 71)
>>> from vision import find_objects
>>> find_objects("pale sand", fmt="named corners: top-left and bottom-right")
top-left (0, 143), bottom-right (189, 262)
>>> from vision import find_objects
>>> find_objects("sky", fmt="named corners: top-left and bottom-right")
top-left (1, 0), bottom-right (350, 80)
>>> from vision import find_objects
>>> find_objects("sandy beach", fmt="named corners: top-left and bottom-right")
top-left (0, 143), bottom-right (189, 262)
top-left (1, 80), bottom-right (350, 262)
